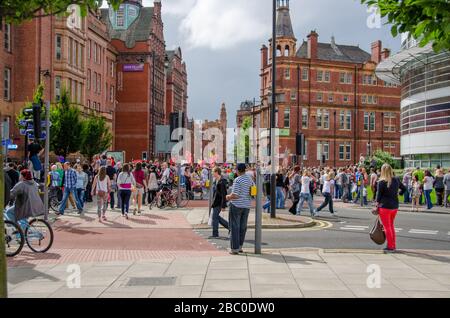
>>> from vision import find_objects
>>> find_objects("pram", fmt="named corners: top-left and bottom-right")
top-left (191, 179), bottom-right (204, 200)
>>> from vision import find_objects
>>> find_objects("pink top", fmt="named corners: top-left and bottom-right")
top-left (133, 170), bottom-right (145, 186)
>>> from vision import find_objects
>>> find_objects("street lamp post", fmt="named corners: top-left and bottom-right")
top-left (270, 0), bottom-right (277, 219)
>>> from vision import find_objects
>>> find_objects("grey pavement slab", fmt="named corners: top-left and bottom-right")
top-left (206, 269), bottom-right (249, 280)
top-left (346, 284), bottom-right (408, 298)
top-left (49, 286), bottom-right (107, 298)
top-left (200, 291), bottom-right (252, 298)
top-left (403, 291), bottom-right (450, 298)
top-left (150, 286), bottom-right (202, 298)
top-left (203, 279), bottom-right (251, 292)
top-left (296, 278), bottom-right (349, 291)
top-left (248, 264), bottom-right (291, 274)
top-left (388, 278), bottom-right (450, 291)
top-left (291, 268), bottom-right (340, 279)
top-left (176, 275), bottom-right (206, 286)
top-left (251, 285), bottom-right (303, 298)
top-left (302, 290), bottom-right (356, 298)
top-left (251, 274), bottom-right (297, 285)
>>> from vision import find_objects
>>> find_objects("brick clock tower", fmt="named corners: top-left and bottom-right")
top-left (102, 0), bottom-right (166, 161)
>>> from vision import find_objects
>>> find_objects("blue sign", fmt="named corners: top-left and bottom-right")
top-left (7, 144), bottom-right (18, 150)
top-left (1, 139), bottom-right (11, 146)
top-left (27, 131), bottom-right (47, 140)
top-left (20, 129), bottom-right (26, 136)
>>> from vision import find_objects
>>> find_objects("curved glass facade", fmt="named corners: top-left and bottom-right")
top-left (399, 50), bottom-right (450, 168)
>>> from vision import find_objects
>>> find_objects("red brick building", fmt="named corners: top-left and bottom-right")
top-left (0, 10), bottom-right (117, 159)
top-left (101, 0), bottom-right (167, 161)
top-left (165, 47), bottom-right (188, 125)
top-left (253, 1), bottom-right (401, 167)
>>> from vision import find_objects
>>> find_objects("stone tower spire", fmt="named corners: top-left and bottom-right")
top-left (270, 0), bottom-right (297, 59)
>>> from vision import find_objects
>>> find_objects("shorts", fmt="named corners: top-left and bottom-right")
top-left (135, 187), bottom-right (145, 195)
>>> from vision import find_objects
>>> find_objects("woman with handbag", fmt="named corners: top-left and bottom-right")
top-left (375, 163), bottom-right (406, 253)
top-left (91, 166), bottom-right (111, 222)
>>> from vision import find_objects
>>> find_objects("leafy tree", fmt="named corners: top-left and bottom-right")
top-left (236, 117), bottom-right (252, 163)
top-left (49, 87), bottom-right (83, 159)
top-left (361, 0), bottom-right (450, 52)
top-left (80, 114), bottom-right (112, 162)
top-left (1, 0), bottom-right (124, 23)
top-left (364, 150), bottom-right (400, 170)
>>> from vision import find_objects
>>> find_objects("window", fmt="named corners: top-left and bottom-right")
top-left (77, 82), bottom-right (82, 104)
top-left (4, 68), bottom-right (11, 101)
top-left (68, 38), bottom-right (73, 65)
top-left (105, 83), bottom-right (108, 101)
top-left (339, 111), bottom-right (345, 130)
top-left (87, 40), bottom-right (91, 60)
top-left (317, 92), bottom-right (323, 102)
top-left (87, 69), bottom-right (91, 91)
top-left (317, 70), bottom-right (323, 82)
top-left (339, 142), bottom-right (352, 161)
top-left (340, 72), bottom-right (352, 84)
top-left (93, 72), bottom-right (97, 93)
top-left (340, 72), bottom-right (345, 83)
top-left (4, 23), bottom-right (11, 52)
top-left (72, 40), bottom-right (77, 66)
top-left (346, 111), bottom-right (351, 130)
top-left (324, 71), bottom-right (330, 82)
top-left (284, 108), bottom-right (290, 128)
top-left (384, 112), bottom-right (396, 132)
top-left (110, 85), bottom-right (114, 102)
top-left (362, 95), bottom-right (367, 104)
top-left (55, 76), bottom-right (61, 101)
top-left (317, 141), bottom-right (329, 161)
top-left (56, 34), bottom-right (62, 60)
top-left (316, 109), bottom-right (329, 129)
top-left (364, 112), bottom-right (376, 131)
top-left (98, 103), bottom-right (100, 111)
top-left (302, 68), bottom-right (309, 81)
top-left (290, 91), bottom-right (297, 101)
top-left (98, 74), bottom-right (101, 94)
top-left (328, 94), bottom-right (334, 103)
top-left (71, 80), bottom-right (76, 102)
top-left (116, 6), bottom-right (125, 27)
top-left (343, 95), bottom-right (349, 103)
top-left (302, 108), bottom-right (308, 128)
top-left (93, 101), bottom-right (96, 110)
top-left (93, 43), bottom-right (97, 64)
top-left (284, 68), bottom-right (290, 80)
top-left (110, 60), bottom-right (114, 77)
top-left (78, 44), bottom-right (83, 68)
top-left (87, 100), bottom-right (91, 108)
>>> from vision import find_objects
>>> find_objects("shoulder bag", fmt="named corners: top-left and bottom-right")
top-left (370, 217), bottom-right (386, 245)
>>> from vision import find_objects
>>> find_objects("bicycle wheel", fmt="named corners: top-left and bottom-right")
top-left (4, 220), bottom-right (25, 257)
top-left (25, 219), bottom-right (54, 253)
top-left (49, 196), bottom-right (60, 212)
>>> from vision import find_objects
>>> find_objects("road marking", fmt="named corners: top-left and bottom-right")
top-left (409, 229), bottom-right (439, 235)
top-left (340, 225), bottom-right (369, 231)
top-left (395, 228), bottom-right (403, 233)
top-left (448, 232), bottom-right (450, 236)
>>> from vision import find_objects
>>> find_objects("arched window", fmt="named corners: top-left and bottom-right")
top-left (285, 45), bottom-right (290, 57)
top-left (276, 45), bottom-right (282, 57)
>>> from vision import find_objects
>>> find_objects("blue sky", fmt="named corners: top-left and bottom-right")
top-left (104, 0), bottom-right (401, 126)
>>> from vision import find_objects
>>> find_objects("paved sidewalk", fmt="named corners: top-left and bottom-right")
top-left (181, 208), bottom-right (316, 229)
top-left (7, 249), bottom-right (450, 298)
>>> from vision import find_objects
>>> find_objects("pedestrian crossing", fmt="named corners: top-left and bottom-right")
top-left (339, 225), bottom-right (446, 236)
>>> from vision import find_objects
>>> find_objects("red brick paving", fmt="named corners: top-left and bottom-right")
top-left (7, 208), bottom-right (226, 267)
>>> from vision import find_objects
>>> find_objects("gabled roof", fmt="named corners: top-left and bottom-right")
top-left (100, 7), bottom-right (153, 48)
top-left (296, 41), bottom-right (371, 63)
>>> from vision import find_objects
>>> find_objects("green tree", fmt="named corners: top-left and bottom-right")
top-left (0, 0), bottom-right (124, 23)
top-left (80, 114), bottom-right (112, 162)
top-left (236, 117), bottom-right (252, 163)
top-left (361, 0), bottom-right (450, 52)
top-left (364, 150), bottom-right (400, 170)
top-left (50, 87), bottom-right (83, 159)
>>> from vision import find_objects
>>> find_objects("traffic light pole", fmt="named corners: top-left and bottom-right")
top-left (0, 137), bottom-right (8, 298)
top-left (43, 102), bottom-right (50, 220)
top-left (270, 0), bottom-right (277, 219)
top-left (177, 110), bottom-right (182, 207)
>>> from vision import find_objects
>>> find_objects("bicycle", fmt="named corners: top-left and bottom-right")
top-left (4, 207), bottom-right (55, 257)
top-left (149, 186), bottom-right (190, 209)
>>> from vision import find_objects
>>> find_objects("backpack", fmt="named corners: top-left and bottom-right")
top-left (341, 173), bottom-right (348, 185)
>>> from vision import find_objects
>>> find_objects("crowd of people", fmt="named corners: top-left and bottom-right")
top-left (3, 152), bottom-right (450, 254)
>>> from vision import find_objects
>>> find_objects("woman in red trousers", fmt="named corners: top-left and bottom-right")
top-left (375, 164), bottom-right (406, 253)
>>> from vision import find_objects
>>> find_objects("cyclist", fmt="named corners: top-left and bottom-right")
top-left (4, 169), bottom-right (44, 224)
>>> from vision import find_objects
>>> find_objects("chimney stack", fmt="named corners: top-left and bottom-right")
top-left (261, 45), bottom-right (268, 68)
top-left (153, 0), bottom-right (161, 17)
top-left (371, 40), bottom-right (382, 64)
top-left (307, 31), bottom-right (318, 59)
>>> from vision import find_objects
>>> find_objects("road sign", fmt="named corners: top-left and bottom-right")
top-left (7, 144), bottom-right (18, 150)
top-left (27, 131), bottom-right (47, 140)
top-left (1, 139), bottom-right (11, 146)
top-left (20, 129), bottom-right (26, 136)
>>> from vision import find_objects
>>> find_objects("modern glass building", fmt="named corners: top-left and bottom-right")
top-left (376, 35), bottom-right (450, 168)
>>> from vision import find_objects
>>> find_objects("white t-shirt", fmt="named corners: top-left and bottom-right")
top-left (423, 176), bottom-right (434, 191)
top-left (322, 179), bottom-right (334, 194)
top-left (301, 176), bottom-right (311, 194)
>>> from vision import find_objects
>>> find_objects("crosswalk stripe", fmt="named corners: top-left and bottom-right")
top-left (340, 227), bottom-right (367, 231)
top-left (409, 229), bottom-right (438, 235)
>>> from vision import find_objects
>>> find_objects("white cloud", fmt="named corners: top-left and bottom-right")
top-left (177, 0), bottom-right (270, 50)
top-left (162, 0), bottom-right (197, 17)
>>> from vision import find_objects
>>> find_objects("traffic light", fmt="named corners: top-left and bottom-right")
top-left (296, 133), bottom-right (305, 156)
top-left (22, 102), bottom-right (42, 140)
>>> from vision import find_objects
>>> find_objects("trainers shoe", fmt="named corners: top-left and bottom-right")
top-left (229, 251), bottom-right (239, 255)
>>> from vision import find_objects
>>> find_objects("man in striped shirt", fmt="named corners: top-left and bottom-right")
top-left (226, 163), bottom-right (254, 255)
